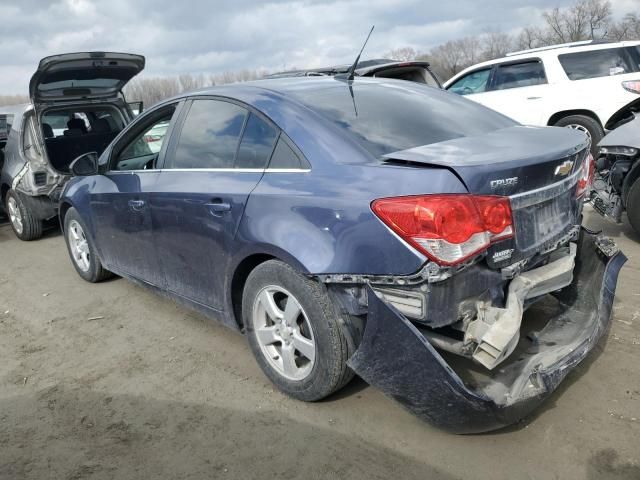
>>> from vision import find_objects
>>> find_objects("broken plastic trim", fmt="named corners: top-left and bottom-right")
top-left (347, 232), bottom-right (625, 433)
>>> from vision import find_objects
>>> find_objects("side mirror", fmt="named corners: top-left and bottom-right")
top-left (70, 152), bottom-right (99, 176)
top-left (128, 101), bottom-right (144, 117)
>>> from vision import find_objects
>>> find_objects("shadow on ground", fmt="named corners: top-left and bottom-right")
top-left (0, 385), bottom-right (454, 480)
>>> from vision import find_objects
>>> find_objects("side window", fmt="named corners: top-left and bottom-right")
top-left (171, 99), bottom-right (247, 169)
top-left (494, 61), bottom-right (546, 90)
top-left (112, 107), bottom-right (176, 171)
top-left (268, 137), bottom-right (308, 169)
top-left (559, 48), bottom-right (637, 80)
top-left (235, 113), bottom-right (278, 169)
top-left (447, 69), bottom-right (491, 95)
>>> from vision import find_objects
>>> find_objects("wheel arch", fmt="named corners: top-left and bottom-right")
top-left (229, 248), bottom-right (311, 331)
top-left (1, 183), bottom-right (10, 203)
top-left (622, 161), bottom-right (640, 207)
top-left (58, 200), bottom-right (74, 232)
top-left (547, 109), bottom-right (604, 128)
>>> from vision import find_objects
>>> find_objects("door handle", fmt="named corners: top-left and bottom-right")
top-left (527, 96), bottom-right (542, 100)
top-left (128, 199), bottom-right (146, 211)
top-left (205, 199), bottom-right (232, 216)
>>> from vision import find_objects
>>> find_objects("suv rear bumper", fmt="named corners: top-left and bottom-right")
top-left (348, 231), bottom-right (625, 433)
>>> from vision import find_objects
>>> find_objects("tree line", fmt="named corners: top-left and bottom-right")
top-left (1, 0), bottom-right (637, 108)
top-left (391, 0), bottom-right (639, 80)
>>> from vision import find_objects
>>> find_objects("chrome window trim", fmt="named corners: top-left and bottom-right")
top-left (105, 168), bottom-right (311, 175)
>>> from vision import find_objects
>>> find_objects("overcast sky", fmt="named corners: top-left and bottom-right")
top-left (0, 0), bottom-right (636, 94)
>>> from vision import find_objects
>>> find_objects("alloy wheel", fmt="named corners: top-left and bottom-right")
top-left (7, 197), bottom-right (23, 235)
top-left (252, 285), bottom-right (316, 381)
top-left (68, 220), bottom-right (91, 272)
top-left (565, 123), bottom-right (592, 149)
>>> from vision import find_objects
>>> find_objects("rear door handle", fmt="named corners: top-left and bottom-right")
top-left (128, 199), bottom-right (146, 211)
top-left (527, 96), bottom-right (542, 100)
top-left (205, 199), bottom-right (232, 216)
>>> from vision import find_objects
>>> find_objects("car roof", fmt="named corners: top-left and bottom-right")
top-left (158, 75), bottom-right (431, 104)
top-left (447, 39), bottom-right (640, 80)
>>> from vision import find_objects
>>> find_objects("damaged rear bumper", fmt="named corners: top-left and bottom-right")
top-left (347, 231), bottom-right (626, 433)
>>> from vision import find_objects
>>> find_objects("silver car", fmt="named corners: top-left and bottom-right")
top-left (0, 52), bottom-right (144, 240)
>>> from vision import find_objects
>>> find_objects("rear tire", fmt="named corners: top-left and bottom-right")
top-left (63, 207), bottom-right (113, 283)
top-left (5, 189), bottom-right (43, 241)
top-left (627, 179), bottom-right (640, 236)
top-left (243, 260), bottom-right (360, 401)
top-left (553, 115), bottom-right (604, 156)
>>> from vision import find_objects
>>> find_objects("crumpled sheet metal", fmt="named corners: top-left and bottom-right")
top-left (348, 233), bottom-right (626, 433)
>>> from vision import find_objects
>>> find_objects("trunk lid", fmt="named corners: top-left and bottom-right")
top-left (29, 52), bottom-right (145, 105)
top-left (384, 125), bottom-right (588, 196)
top-left (384, 125), bottom-right (590, 267)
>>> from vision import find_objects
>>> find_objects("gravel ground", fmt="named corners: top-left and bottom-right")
top-left (0, 208), bottom-right (638, 480)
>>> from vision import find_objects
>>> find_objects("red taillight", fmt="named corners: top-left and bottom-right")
top-left (372, 194), bottom-right (514, 266)
top-left (576, 153), bottom-right (594, 198)
top-left (622, 80), bottom-right (640, 94)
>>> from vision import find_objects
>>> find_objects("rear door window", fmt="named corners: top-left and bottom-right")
top-left (171, 99), bottom-right (247, 169)
top-left (559, 47), bottom-right (638, 80)
top-left (447, 69), bottom-right (492, 95)
top-left (268, 136), bottom-right (309, 169)
top-left (235, 113), bottom-right (278, 169)
top-left (493, 60), bottom-right (546, 90)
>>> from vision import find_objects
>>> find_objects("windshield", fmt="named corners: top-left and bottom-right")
top-left (288, 80), bottom-right (516, 158)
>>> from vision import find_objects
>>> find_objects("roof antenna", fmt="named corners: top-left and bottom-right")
top-left (345, 25), bottom-right (375, 81)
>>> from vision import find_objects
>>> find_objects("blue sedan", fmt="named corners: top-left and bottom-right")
top-left (60, 77), bottom-right (625, 433)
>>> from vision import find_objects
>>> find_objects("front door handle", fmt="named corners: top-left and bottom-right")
top-left (205, 199), bottom-right (232, 216)
top-left (128, 199), bottom-right (146, 211)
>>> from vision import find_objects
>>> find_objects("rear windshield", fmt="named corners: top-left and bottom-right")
top-left (559, 46), bottom-right (640, 80)
top-left (288, 81), bottom-right (515, 158)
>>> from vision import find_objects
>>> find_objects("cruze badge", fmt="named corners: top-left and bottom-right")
top-left (554, 160), bottom-right (574, 176)
top-left (490, 177), bottom-right (518, 189)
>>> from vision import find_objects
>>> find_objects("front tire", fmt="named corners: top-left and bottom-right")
top-left (243, 260), bottom-right (360, 401)
top-left (5, 190), bottom-right (43, 241)
top-left (553, 115), bottom-right (604, 156)
top-left (627, 178), bottom-right (640, 236)
top-left (63, 207), bottom-right (113, 283)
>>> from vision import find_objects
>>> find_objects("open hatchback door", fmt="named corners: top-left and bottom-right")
top-left (29, 52), bottom-right (145, 104)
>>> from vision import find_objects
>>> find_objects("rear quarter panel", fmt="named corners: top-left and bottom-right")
top-left (234, 163), bottom-right (467, 276)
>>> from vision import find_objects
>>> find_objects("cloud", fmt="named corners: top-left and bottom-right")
top-left (0, 0), bottom-right (634, 95)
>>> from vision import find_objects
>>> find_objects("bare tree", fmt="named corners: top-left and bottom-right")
top-left (123, 70), bottom-right (272, 107)
top-left (384, 47), bottom-right (418, 61)
top-left (608, 13), bottom-right (640, 41)
top-left (482, 31), bottom-right (514, 60)
top-left (515, 26), bottom-right (544, 50)
top-left (541, 0), bottom-right (612, 43)
top-left (0, 95), bottom-right (29, 107)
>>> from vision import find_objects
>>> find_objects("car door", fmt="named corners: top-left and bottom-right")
top-left (91, 102), bottom-right (180, 284)
top-left (483, 59), bottom-right (550, 125)
top-left (151, 97), bottom-right (279, 310)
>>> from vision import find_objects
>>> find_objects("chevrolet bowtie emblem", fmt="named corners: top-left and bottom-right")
top-left (554, 160), bottom-right (574, 176)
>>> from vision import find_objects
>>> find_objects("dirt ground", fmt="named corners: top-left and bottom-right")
top-left (0, 208), bottom-right (638, 480)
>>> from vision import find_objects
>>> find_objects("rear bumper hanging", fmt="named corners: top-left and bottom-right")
top-left (347, 231), bottom-right (626, 433)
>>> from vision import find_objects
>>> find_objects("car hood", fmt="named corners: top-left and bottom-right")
top-left (29, 52), bottom-right (145, 105)
top-left (599, 115), bottom-right (640, 150)
top-left (383, 125), bottom-right (589, 195)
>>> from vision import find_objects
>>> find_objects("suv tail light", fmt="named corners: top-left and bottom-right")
top-left (372, 194), bottom-right (514, 266)
top-left (576, 153), bottom-right (594, 198)
top-left (622, 80), bottom-right (640, 94)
